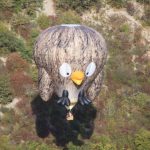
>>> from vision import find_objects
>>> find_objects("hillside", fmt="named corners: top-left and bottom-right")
top-left (0, 0), bottom-right (150, 150)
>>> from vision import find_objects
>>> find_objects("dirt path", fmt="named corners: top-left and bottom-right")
top-left (42, 0), bottom-right (56, 16)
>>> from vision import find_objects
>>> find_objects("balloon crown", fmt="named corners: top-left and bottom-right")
top-left (61, 24), bottom-right (81, 27)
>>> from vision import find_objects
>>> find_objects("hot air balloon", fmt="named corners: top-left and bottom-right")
top-left (33, 24), bottom-right (107, 120)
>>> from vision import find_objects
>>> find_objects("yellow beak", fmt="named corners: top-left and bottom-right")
top-left (71, 71), bottom-right (84, 85)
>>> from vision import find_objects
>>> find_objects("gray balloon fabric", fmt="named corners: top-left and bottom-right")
top-left (33, 24), bottom-right (107, 109)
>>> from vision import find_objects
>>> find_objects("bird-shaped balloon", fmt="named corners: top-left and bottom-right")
top-left (33, 24), bottom-right (107, 120)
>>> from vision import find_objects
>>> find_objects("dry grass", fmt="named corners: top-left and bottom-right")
top-left (10, 71), bottom-right (33, 96)
top-left (6, 53), bottom-right (29, 73)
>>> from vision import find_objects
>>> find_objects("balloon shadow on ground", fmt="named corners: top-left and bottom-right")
top-left (31, 94), bottom-right (97, 148)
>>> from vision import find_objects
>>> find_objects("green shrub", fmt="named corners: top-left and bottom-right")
top-left (17, 141), bottom-right (51, 150)
top-left (0, 0), bottom-right (43, 21)
top-left (57, 10), bottom-right (81, 24)
top-left (0, 21), bottom-right (8, 32)
top-left (37, 14), bottom-right (52, 30)
top-left (0, 75), bottom-right (13, 104)
top-left (0, 59), bottom-right (6, 74)
top-left (134, 128), bottom-right (150, 150)
top-left (119, 23), bottom-right (131, 33)
top-left (55, 0), bottom-right (101, 13)
top-left (108, 0), bottom-right (128, 8)
top-left (0, 0), bottom-right (13, 20)
top-left (37, 11), bottom-right (81, 29)
top-left (127, 92), bottom-right (150, 107)
top-left (0, 0), bottom-right (13, 9)
top-left (107, 53), bottom-right (136, 86)
top-left (92, 135), bottom-right (117, 150)
top-left (28, 65), bottom-right (38, 82)
top-left (27, 28), bottom-right (40, 48)
top-left (13, 0), bottom-right (43, 17)
top-left (0, 106), bottom-right (10, 114)
top-left (0, 30), bottom-right (24, 52)
top-left (24, 28), bottom-right (40, 61)
top-left (11, 13), bottom-right (31, 38)
top-left (137, 0), bottom-right (150, 4)
top-left (0, 28), bottom-right (31, 60)
top-left (0, 135), bottom-right (16, 150)
top-left (66, 135), bottom-right (117, 150)
top-left (11, 13), bottom-right (30, 29)
top-left (142, 6), bottom-right (150, 26)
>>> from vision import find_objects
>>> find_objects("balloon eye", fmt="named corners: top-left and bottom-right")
top-left (59, 63), bottom-right (72, 77)
top-left (85, 62), bottom-right (96, 77)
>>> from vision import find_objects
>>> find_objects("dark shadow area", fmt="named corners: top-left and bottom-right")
top-left (31, 94), bottom-right (97, 147)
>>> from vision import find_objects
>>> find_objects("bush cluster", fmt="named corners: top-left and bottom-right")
top-left (0, 75), bottom-right (13, 104)
top-left (137, 0), bottom-right (150, 4)
top-left (55, 0), bottom-right (101, 13)
top-left (134, 129), bottom-right (150, 150)
top-left (0, 27), bottom-right (32, 60)
top-left (0, 0), bottom-right (43, 20)
top-left (142, 6), bottom-right (150, 26)
top-left (57, 10), bottom-right (81, 24)
top-left (37, 10), bottom-right (81, 29)
top-left (108, 0), bottom-right (127, 8)
top-left (0, 30), bottom-right (25, 52)
top-left (11, 13), bottom-right (31, 39)
top-left (37, 14), bottom-right (52, 30)
top-left (0, 59), bottom-right (7, 75)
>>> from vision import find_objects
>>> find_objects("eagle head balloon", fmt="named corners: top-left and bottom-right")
top-left (34, 24), bottom-right (107, 120)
